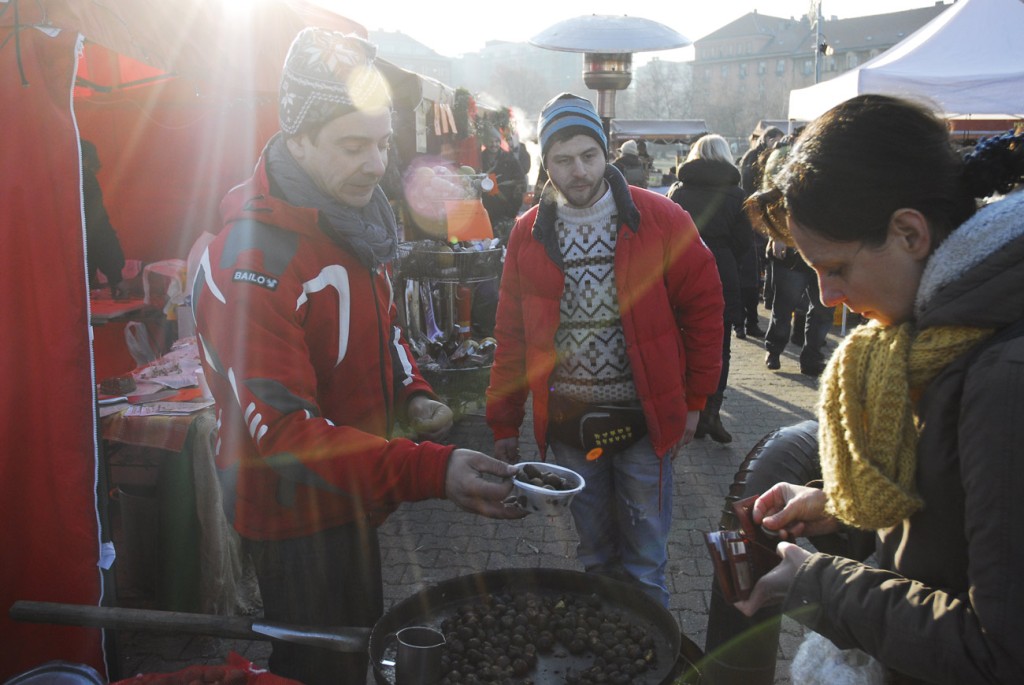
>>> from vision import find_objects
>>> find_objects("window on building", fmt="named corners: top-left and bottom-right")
top-left (758, 61), bottom-right (767, 75)
top-left (704, 67), bottom-right (711, 81)
top-left (721, 65), bottom-right (729, 77)
top-left (776, 59), bottom-right (786, 75)
top-left (739, 63), bottom-right (748, 79)
top-left (803, 59), bottom-right (813, 75)
top-left (847, 53), bottom-right (859, 69)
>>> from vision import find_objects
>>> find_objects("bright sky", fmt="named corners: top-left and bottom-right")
top-left (325, 0), bottom-right (949, 59)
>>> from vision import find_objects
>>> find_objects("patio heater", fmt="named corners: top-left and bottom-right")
top-left (529, 15), bottom-right (691, 136)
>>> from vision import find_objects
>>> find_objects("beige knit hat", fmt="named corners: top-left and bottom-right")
top-left (279, 28), bottom-right (392, 136)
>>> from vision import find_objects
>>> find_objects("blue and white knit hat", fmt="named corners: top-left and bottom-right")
top-left (537, 93), bottom-right (608, 162)
top-left (279, 28), bottom-right (392, 136)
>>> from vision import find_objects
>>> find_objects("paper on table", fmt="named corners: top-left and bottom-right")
top-left (132, 337), bottom-right (202, 389)
top-left (135, 374), bottom-right (196, 390)
top-left (124, 400), bottom-right (214, 416)
top-left (99, 403), bottom-right (127, 419)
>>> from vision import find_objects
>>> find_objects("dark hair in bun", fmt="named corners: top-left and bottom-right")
top-left (745, 94), bottom-right (1024, 248)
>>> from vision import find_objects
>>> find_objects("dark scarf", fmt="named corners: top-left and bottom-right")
top-left (267, 134), bottom-right (398, 269)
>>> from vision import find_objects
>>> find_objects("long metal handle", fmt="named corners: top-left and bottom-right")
top-left (10, 601), bottom-right (370, 653)
top-left (250, 622), bottom-right (368, 652)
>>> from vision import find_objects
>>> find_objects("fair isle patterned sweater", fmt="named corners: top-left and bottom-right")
top-left (551, 188), bottom-right (638, 404)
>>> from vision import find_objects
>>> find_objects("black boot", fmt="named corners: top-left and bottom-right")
top-left (706, 411), bottom-right (733, 444)
top-left (703, 394), bottom-right (733, 444)
top-left (695, 412), bottom-right (710, 439)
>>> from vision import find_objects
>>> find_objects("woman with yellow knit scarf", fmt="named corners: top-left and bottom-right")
top-left (729, 95), bottom-right (1024, 684)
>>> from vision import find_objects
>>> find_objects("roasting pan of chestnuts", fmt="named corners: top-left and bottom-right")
top-left (11, 570), bottom-right (702, 684)
top-left (369, 568), bottom-right (703, 685)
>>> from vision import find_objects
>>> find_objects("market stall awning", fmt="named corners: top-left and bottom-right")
top-left (609, 119), bottom-right (708, 145)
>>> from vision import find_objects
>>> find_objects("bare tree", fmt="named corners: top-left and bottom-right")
top-left (621, 59), bottom-right (692, 120)
top-left (485, 64), bottom-right (579, 121)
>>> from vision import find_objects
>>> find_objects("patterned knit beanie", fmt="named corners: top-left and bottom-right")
top-left (279, 28), bottom-right (391, 136)
top-left (537, 93), bottom-right (608, 162)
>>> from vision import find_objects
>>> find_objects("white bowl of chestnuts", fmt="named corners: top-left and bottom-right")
top-left (509, 462), bottom-right (586, 515)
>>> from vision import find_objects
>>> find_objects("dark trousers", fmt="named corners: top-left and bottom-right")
top-left (764, 263), bottom-right (833, 367)
top-left (247, 522), bottom-right (384, 685)
top-left (736, 242), bottom-right (761, 328)
top-left (706, 242), bottom-right (741, 402)
top-left (708, 242), bottom-right (743, 330)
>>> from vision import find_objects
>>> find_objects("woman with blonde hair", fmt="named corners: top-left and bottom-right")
top-left (668, 134), bottom-right (755, 442)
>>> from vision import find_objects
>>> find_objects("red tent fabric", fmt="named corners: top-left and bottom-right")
top-left (75, 76), bottom-right (281, 265)
top-left (67, 0), bottom-right (369, 264)
top-left (0, 0), bottom-right (374, 679)
top-left (46, 0), bottom-right (367, 93)
top-left (0, 25), bottom-right (106, 679)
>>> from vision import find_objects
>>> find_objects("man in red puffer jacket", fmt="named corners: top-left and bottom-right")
top-left (486, 93), bottom-right (723, 608)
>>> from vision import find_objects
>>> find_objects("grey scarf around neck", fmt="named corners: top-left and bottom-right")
top-left (267, 133), bottom-right (398, 269)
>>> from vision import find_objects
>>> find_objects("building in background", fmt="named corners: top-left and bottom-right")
top-left (688, 3), bottom-right (948, 142)
top-left (369, 30), bottom-right (452, 86)
top-left (454, 40), bottom-right (587, 127)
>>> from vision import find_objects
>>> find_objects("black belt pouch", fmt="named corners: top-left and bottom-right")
top-left (548, 394), bottom-right (648, 455)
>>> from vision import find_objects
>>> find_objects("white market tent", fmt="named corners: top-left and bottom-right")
top-left (788, 0), bottom-right (1024, 121)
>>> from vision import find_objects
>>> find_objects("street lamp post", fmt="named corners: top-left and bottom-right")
top-left (814, 1), bottom-right (823, 83)
top-left (812, 1), bottom-right (834, 84)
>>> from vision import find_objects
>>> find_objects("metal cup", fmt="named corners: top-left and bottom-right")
top-left (394, 625), bottom-right (446, 685)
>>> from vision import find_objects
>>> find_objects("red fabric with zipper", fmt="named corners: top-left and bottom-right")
top-left (0, 26), bottom-right (105, 679)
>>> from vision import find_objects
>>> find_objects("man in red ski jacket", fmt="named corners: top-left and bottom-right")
top-left (192, 28), bottom-right (522, 685)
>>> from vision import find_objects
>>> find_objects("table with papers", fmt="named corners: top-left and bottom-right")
top-left (100, 339), bottom-right (257, 616)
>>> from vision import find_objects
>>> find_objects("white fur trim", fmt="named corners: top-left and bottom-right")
top-left (915, 190), bottom-right (1024, 316)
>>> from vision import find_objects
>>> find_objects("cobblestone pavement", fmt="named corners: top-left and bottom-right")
top-left (114, 306), bottom-right (842, 683)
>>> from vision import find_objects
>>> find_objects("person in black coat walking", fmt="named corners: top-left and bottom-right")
top-left (668, 134), bottom-right (754, 443)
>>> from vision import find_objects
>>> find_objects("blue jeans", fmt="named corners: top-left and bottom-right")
top-left (550, 435), bottom-right (673, 607)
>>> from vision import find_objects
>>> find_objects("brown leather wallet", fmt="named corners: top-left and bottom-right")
top-left (704, 496), bottom-right (782, 602)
